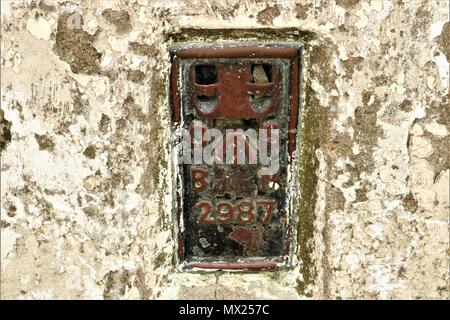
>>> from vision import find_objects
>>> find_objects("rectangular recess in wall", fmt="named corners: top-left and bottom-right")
top-left (170, 43), bottom-right (302, 270)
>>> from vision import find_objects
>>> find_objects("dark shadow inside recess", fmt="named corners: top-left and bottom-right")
top-left (195, 65), bottom-right (217, 84)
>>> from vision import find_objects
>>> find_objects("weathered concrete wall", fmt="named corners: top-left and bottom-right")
top-left (1, 0), bottom-right (448, 299)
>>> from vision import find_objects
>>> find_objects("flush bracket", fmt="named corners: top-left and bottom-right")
top-left (170, 43), bottom-right (302, 271)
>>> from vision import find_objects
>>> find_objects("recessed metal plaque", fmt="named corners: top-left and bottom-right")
top-left (170, 43), bottom-right (301, 270)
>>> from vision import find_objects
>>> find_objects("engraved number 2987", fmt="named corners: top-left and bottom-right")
top-left (196, 199), bottom-right (274, 224)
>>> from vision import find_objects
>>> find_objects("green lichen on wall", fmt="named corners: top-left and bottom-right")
top-left (102, 9), bottom-right (132, 34)
top-left (83, 145), bottom-right (96, 159)
top-left (34, 134), bottom-right (55, 151)
top-left (54, 13), bottom-right (101, 75)
top-left (295, 83), bottom-right (320, 296)
top-left (0, 109), bottom-right (12, 153)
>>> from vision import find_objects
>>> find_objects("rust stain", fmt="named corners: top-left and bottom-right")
top-left (288, 55), bottom-right (300, 159)
top-left (229, 225), bottom-right (265, 255)
top-left (175, 46), bottom-right (299, 59)
top-left (170, 58), bottom-right (181, 123)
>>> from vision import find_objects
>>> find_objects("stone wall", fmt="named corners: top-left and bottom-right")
top-left (1, 0), bottom-right (448, 299)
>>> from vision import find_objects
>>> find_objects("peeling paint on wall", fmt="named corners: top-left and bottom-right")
top-left (0, 0), bottom-right (448, 300)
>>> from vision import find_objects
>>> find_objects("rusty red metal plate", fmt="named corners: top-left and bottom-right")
top-left (170, 43), bottom-right (302, 270)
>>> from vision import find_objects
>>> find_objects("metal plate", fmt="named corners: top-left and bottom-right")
top-left (170, 44), bottom-right (301, 270)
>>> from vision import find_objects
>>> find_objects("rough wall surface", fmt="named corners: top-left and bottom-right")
top-left (0, 0), bottom-right (448, 299)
